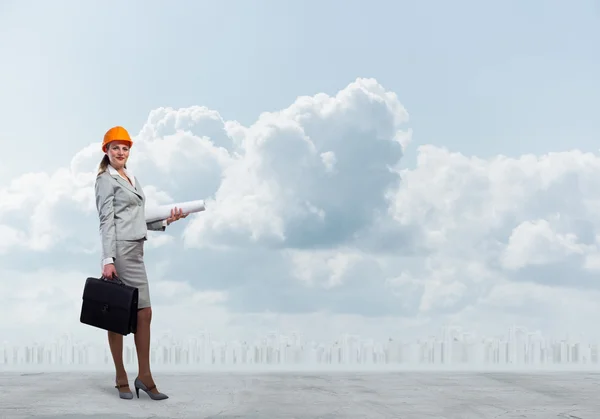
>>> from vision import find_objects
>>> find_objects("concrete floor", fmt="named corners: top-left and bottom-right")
top-left (0, 371), bottom-right (599, 418)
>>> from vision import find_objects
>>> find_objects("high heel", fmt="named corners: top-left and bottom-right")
top-left (115, 382), bottom-right (133, 400)
top-left (134, 377), bottom-right (169, 400)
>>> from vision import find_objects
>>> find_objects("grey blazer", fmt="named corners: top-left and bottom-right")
top-left (95, 170), bottom-right (165, 263)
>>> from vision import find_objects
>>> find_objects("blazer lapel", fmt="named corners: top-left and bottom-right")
top-left (112, 173), bottom-right (143, 199)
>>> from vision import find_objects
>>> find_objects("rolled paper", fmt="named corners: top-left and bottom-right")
top-left (145, 199), bottom-right (206, 223)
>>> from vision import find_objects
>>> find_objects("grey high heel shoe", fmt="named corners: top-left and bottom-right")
top-left (115, 381), bottom-right (133, 400)
top-left (134, 377), bottom-right (169, 400)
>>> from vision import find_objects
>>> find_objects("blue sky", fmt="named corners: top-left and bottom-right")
top-left (1, 0), bottom-right (598, 177)
top-left (1, 0), bottom-right (600, 346)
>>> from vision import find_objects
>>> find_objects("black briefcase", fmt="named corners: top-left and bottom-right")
top-left (80, 275), bottom-right (138, 336)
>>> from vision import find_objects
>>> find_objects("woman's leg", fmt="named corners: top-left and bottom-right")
top-left (108, 331), bottom-right (130, 390)
top-left (134, 307), bottom-right (161, 394)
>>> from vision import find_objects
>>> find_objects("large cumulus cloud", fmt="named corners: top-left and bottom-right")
top-left (181, 78), bottom-right (409, 250)
top-left (389, 147), bottom-right (600, 289)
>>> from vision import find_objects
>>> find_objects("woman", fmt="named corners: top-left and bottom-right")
top-left (95, 126), bottom-right (188, 401)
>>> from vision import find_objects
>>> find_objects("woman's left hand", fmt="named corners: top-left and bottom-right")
top-left (166, 206), bottom-right (189, 225)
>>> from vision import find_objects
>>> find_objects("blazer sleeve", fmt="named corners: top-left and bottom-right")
top-left (95, 174), bottom-right (117, 262)
top-left (146, 219), bottom-right (167, 231)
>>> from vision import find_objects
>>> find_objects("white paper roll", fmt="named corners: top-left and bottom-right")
top-left (145, 200), bottom-right (206, 223)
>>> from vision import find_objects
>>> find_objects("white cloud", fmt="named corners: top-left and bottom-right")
top-left (286, 248), bottom-right (363, 289)
top-left (2, 78), bottom-right (600, 346)
top-left (181, 77), bottom-right (409, 250)
top-left (0, 224), bottom-right (26, 254)
top-left (501, 218), bottom-right (590, 270)
top-left (384, 145), bottom-right (600, 333)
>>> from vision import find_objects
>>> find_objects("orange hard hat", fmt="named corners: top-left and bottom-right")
top-left (102, 126), bottom-right (132, 152)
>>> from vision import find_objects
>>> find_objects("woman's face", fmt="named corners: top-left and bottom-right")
top-left (107, 141), bottom-right (131, 169)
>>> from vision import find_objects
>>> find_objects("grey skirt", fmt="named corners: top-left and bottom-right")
top-left (114, 239), bottom-right (151, 309)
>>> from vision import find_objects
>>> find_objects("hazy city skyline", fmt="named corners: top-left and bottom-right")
top-left (3, 324), bottom-right (600, 372)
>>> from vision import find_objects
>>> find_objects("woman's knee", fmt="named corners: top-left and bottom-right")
top-left (138, 306), bottom-right (152, 323)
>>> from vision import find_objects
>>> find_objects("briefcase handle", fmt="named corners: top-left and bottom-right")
top-left (100, 274), bottom-right (124, 285)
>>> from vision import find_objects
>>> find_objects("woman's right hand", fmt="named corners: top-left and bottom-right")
top-left (103, 263), bottom-right (117, 279)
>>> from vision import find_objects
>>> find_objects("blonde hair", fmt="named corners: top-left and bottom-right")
top-left (97, 154), bottom-right (110, 175)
